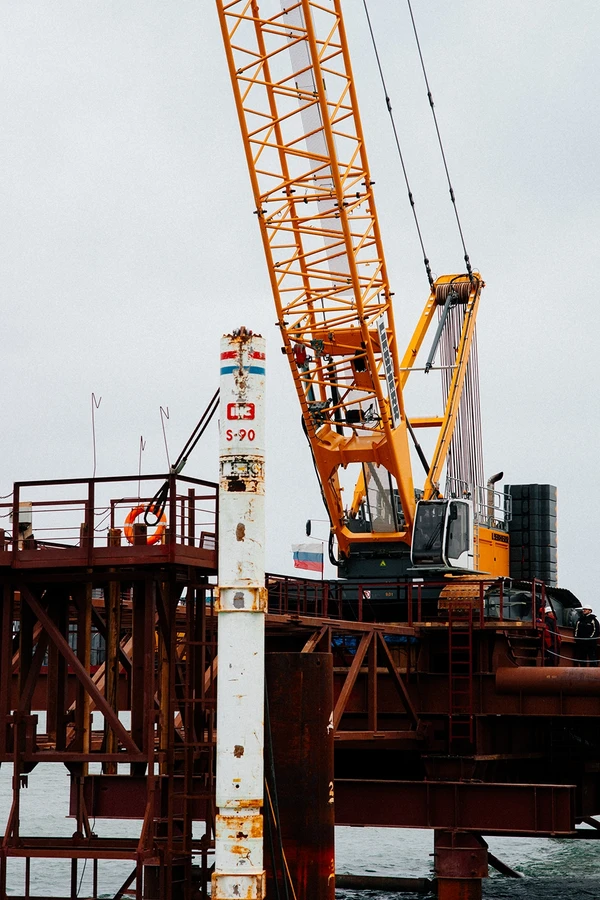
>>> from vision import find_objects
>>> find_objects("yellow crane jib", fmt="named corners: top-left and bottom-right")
top-left (215, 0), bottom-right (508, 579)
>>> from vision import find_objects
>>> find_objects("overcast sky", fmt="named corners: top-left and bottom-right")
top-left (1, 2), bottom-right (598, 603)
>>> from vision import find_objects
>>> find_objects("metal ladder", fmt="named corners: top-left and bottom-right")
top-left (448, 603), bottom-right (474, 748)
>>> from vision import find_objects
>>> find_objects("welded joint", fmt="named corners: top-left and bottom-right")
top-left (215, 585), bottom-right (268, 612)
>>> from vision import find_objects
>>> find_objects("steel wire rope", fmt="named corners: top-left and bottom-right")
top-left (144, 388), bottom-right (220, 526)
top-left (76, 813), bottom-right (97, 898)
top-left (405, 0), bottom-right (474, 282)
top-left (361, 0), bottom-right (434, 288)
top-left (264, 685), bottom-right (296, 900)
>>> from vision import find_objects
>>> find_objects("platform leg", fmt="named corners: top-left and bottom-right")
top-left (265, 652), bottom-right (335, 900)
top-left (434, 829), bottom-right (488, 900)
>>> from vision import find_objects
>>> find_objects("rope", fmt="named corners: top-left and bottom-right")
top-left (361, 0), bottom-right (434, 288)
top-left (405, 0), bottom-right (474, 281)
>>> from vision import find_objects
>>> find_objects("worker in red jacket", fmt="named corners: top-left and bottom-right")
top-left (543, 606), bottom-right (561, 666)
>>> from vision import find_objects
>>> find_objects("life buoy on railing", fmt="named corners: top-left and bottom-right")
top-left (124, 504), bottom-right (166, 545)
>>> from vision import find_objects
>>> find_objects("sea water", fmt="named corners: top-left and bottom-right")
top-left (1, 762), bottom-right (600, 899)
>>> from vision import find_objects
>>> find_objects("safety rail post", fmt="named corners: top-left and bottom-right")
top-left (499, 578), bottom-right (504, 620)
top-left (214, 329), bottom-right (266, 900)
top-left (188, 488), bottom-right (196, 546)
top-left (168, 473), bottom-right (177, 563)
top-left (86, 479), bottom-right (95, 565)
top-left (11, 484), bottom-right (20, 562)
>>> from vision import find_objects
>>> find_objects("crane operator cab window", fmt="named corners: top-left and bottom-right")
top-left (411, 499), bottom-right (474, 571)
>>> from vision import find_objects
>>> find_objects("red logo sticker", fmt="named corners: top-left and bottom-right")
top-left (227, 402), bottom-right (255, 421)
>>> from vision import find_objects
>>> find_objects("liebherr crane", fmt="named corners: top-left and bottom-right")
top-left (215, 0), bottom-right (510, 579)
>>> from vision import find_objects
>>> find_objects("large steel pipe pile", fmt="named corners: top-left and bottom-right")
top-left (497, 666), bottom-right (600, 695)
top-left (213, 328), bottom-right (266, 900)
top-left (265, 652), bottom-right (335, 900)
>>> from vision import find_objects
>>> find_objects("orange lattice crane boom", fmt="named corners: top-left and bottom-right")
top-left (216, 0), bottom-right (506, 577)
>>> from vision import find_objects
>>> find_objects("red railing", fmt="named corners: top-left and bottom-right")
top-left (264, 572), bottom-right (533, 626)
top-left (0, 474), bottom-right (217, 560)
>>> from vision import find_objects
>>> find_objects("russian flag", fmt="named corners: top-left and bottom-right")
top-left (292, 543), bottom-right (324, 573)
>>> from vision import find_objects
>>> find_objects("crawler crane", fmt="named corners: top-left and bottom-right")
top-left (215, 0), bottom-right (510, 580)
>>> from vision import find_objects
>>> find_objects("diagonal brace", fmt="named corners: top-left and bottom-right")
top-left (333, 631), bottom-right (373, 731)
top-left (19, 586), bottom-right (140, 755)
top-left (376, 632), bottom-right (421, 730)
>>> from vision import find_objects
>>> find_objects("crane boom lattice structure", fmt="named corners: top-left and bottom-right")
top-left (215, 0), bottom-right (416, 553)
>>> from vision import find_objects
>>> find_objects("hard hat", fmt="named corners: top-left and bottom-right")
top-left (544, 606), bottom-right (553, 613)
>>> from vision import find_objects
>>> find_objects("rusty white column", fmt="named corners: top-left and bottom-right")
top-left (213, 327), bottom-right (267, 900)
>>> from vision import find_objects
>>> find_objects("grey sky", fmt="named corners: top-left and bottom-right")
top-left (1, 2), bottom-right (598, 602)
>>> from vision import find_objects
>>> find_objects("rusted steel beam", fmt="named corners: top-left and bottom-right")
top-left (266, 613), bottom-right (415, 637)
top-left (90, 581), bottom-right (131, 671)
top-left (27, 752), bottom-right (146, 763)
top-left (130, 582), bottom-right (147, 763)
top-left (368, 629), bottom-right (377, 733)
top-left (104, 568), bottom-right (121, 775)
top-left (73, 584), bottom-right (92, 757)
top-left (334, 779), bottom-right (576, 835)
top-left (497, 666), bottom-right (600, 695)
top-left (70, 775), bottom-right (211, 820)
top-left (45, 601), bottom-right (66, 747)
top-left (333, 631), bottom-right (372, 730)
top-left (0, 586), bottom-right (13, 754)
top-left (301, 625), bottom-right (330, 653)
top-left (19, 586), bottom-right (139, 755)
top-left (5, 841), bottom-right (138, 861)
top-left (17, 593), bottom-right (35, 710)
top-left (334, 730), bottom-right (421, 742)
top-left (335, 874), bottom-right (433, 893)
top-left (17, 632), bottom-right (48, 713)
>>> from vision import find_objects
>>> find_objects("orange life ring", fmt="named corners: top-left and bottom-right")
top-left (124, 504), bottom-right (166, 545)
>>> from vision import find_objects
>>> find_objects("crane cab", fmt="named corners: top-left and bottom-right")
top-left (411, 499), bottom-right (474, 573)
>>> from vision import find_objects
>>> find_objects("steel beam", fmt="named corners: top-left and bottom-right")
top-left (334, 779), bottom-right (575, 835)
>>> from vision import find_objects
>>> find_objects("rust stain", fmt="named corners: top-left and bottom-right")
top-left (232, 798), bottom-right (263, 809)
top-left (248, 818), bottom-right (263, 838)
top-left (236, 522), bottom-right (246, 541)
top-left (233, 744), bottom-right (245, 758)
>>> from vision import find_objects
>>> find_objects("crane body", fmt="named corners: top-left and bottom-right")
top-left (215, 0), bottom-right (510, 580)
